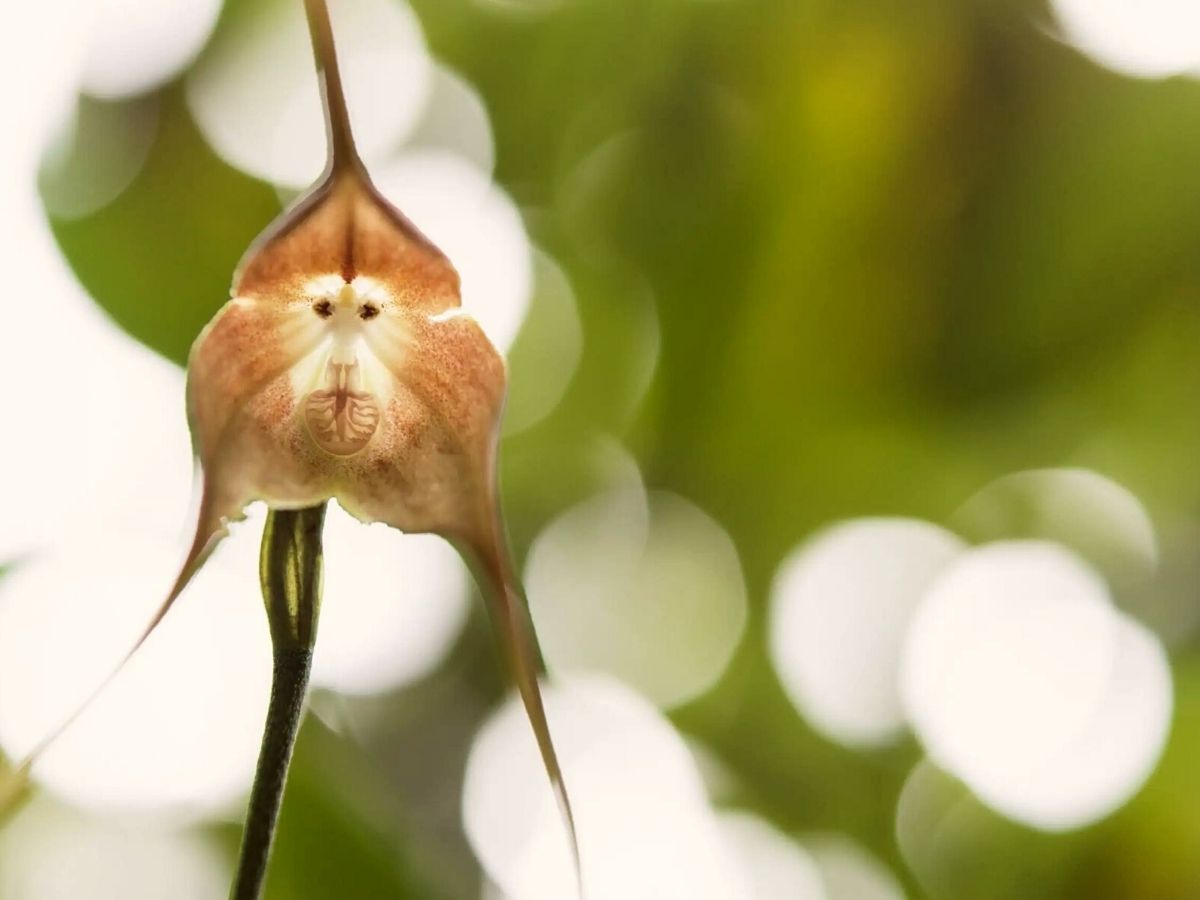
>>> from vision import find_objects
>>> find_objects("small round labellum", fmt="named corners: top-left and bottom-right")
top-left (304, 361), bottom-right (380, 456)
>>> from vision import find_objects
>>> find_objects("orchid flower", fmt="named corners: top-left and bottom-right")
top-left (1, 1), bottom-right (579, 896)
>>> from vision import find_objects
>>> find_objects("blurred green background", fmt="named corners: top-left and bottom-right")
top-left (11, 0), bottom-right (1200, 898)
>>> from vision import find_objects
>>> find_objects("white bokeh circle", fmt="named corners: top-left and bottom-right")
top-left (718, 812), bottom-right (827, 900)
top-left (462, 676), bottom-right (750, 900)
top-left (769, 518), bottom-right (965, 748)
top-left (407, 65), bottom-right (497, 178)
top-left (503, 250), bottom-right (584, 435)
top-left (0, 300), bottom-right (195, 565)
top-left (954, 467), bottom-right (1158, 587)
top-left (82, 0), bottom-right (223, 99)
top-left (805, 835), bottom-right (906, 900)
top-left (0, 101), bottom-right (193, 567)
top-left (0, 532), bottom-right (271, 816)
top-left (524, 487), bottom-right (747, 709)
top-left (966, 614), bottom-right (1172, 829)
top-left (40, 95), bottom-right (160, 221)
top-left (0, 1), bottom-right (89, 179)
top-left (372, 150), bottom-right (532, 354)
top-left (0, 0), bottom-right (197, 569)
top-left (893, 758), bottom-right (967, 896)
top-left (1050, 0), bottom-right (1200, 79)
top-left (901, 540), bottom-right (1172, 829)
top-left (902, 542), bottom-right (1119, 782)
top-left (313, 502), bottom-right (471, 695)
top-left (186, 0), bottom-right (432, 187)
top-left (0, 796), bottom-right (228, 900)
top-left (215, 502), bottom-right (473, 697)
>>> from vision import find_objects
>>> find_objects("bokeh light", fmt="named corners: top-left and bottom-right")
top-left (894, 759), bottom-right (971, 899)
top-left (717, 811), bottom-right (827, 900)
top-left (407, 64), bottom-right (497, 178)
top-left (903, 542), bottom-right (1120, 778)
top-left (1050, 0), bottom-right (1200, 79)
top-left (769, 518), bottom-right (965, 748)
top-left (462, 677), bottom-right (749, 900)
top-left (1, 2), bottom-right (88, 170)
top-left (503, 250), bottom-right (584, 435)
top-left (0, 532), bottom-right (270, 816)
top-left (0, 796), bottom-right (227, 900)
top-left (969, 614), bottom-right (1171, 829)
top-left (81, 0), bottom-right (223, 100)
top-left (524, 486), bottom-right (747, 708)
top-left (213, 501), bottom-right (472, 698)
top-left (685, 738), bottom-right (741, 805)
top-left (805, 835), bottom-right (906, 900)
top-left (0, 229), bottom-right (194, 568)
top-left (4, 0), bottom-right (1199, 897)
top-left (954, 468), bottom-right (1158, 588)
top-left (313, 503), bottom-right (471, 695)
top-left (39, 95), bottom-right (159, 221)
top-left (186, 0), bottom-right (432, 187)
top-left (372, 150), bottom-right (532, 354)
top-left (0, 0), bottom-right (193, 568)
top-left (902, 541), bottom-right (1172, 829)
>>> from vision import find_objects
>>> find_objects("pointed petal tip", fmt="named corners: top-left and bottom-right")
top-left (456, 523), bottom-right (584, 897)
top-left (0, 504), bottom-right (229, 804)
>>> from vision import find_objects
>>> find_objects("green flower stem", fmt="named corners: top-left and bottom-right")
top-left (231, 503), bottom-right (327, 900)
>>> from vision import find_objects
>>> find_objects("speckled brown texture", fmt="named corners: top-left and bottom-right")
top-left (235, 178), bottom-right (459, 314)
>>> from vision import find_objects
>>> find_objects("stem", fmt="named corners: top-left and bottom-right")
top-left (230, 647), bottom-right (313, 900)
top-left (303, 0), bottom-right (362, 177)
top-left (230, 504), bottom-right (327, 900)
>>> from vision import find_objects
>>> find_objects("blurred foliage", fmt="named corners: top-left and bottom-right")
top-left (40, 0), bottom-right (1200, 897)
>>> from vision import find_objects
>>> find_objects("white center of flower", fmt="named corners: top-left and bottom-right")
top-left (294, 276), bottom-right (400, 457)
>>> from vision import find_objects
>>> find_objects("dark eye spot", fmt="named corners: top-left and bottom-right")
top-left (313, 299), bottom-right (334, 319)
top-left (359, 303), bottom-right (379, 320)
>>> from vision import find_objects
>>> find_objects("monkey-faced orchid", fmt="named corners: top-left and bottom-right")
top-left (1, 1), bottom-right (579, 895)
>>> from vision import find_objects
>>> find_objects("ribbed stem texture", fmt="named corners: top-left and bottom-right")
top-left (230, 504), bottom-right (326, 900)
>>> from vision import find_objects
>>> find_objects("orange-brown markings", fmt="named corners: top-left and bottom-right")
top-left (235, 181), bottom-right (460, 313)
